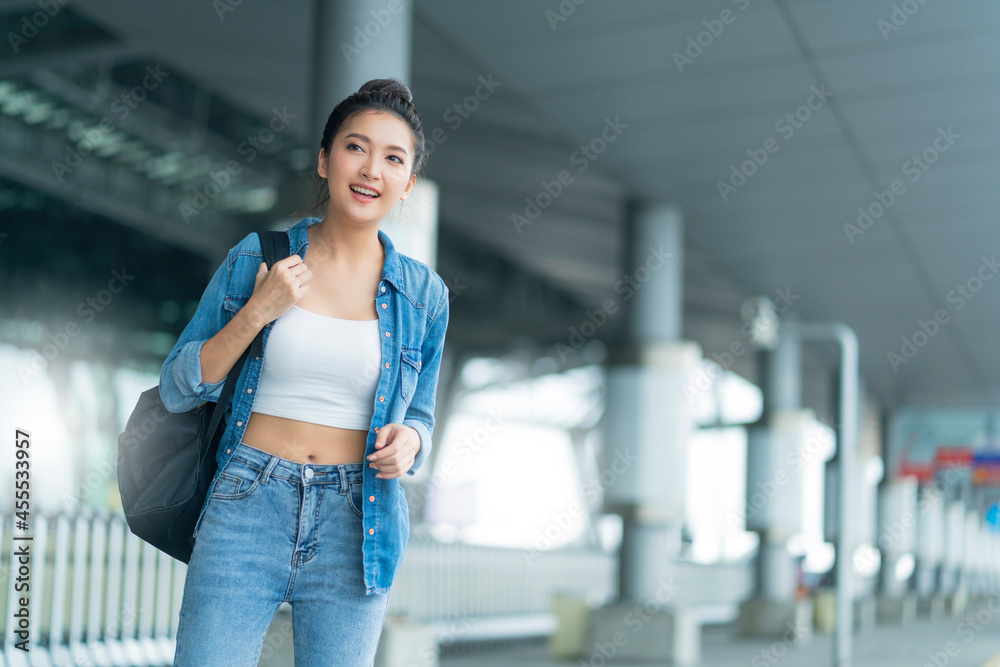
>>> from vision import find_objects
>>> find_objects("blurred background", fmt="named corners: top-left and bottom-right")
top-left (1, 1), bottom-right (1000, 665)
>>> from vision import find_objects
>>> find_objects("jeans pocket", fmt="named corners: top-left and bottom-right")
top-left (346, 480), bottom-right (365, 519)
top-left (210, 457), bottom-right (263, 501)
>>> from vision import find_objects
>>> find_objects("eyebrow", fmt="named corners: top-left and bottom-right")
top-left (344, 133), bottom-right (408, 157)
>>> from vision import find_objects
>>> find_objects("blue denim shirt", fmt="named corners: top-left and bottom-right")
top-left (158, 216), bottom-right (449, 595)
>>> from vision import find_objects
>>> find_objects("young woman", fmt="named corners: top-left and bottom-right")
top-left (159, 78), bottom-right (449, 666)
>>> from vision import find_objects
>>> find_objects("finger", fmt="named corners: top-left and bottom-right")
top-left (367, 441), bottom-right (386, 462)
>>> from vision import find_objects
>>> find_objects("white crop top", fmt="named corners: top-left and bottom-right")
top-left (250, 304), bottom-right (382, 430)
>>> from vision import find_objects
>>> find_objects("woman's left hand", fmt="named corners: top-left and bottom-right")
top-left (367, 424), bottom-right (420, 479)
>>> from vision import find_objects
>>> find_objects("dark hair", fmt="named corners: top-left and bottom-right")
top-left (297, 78), bottom-right (425, 219)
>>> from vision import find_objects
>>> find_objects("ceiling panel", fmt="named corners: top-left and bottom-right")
top-left (61, 0), bottom-right (1000, 408)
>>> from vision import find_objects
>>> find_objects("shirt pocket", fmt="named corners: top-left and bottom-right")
top-left (223, 293), bottom-right (250, 319)
top-left (400, 346), bottom-right (422, 402)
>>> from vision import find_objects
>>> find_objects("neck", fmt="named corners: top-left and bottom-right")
top-left (309, 216), bottom-right (384, 265)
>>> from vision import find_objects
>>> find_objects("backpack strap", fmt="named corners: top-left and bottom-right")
top-left (202, 230), bottom-right (292, 457)
top-left (250, 230), bottom-right (290, 357)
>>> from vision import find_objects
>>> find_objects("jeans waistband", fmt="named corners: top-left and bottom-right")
top-left (233, 441), bottom-right (365, 486)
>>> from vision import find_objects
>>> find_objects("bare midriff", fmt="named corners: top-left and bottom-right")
top-left (241, 412), bottom-right (368, 465)
top-left (240, 227), bottom-right (383, 465)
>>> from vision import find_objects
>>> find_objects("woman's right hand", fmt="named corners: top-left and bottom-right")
top-left (246, 254), bottom-right (313, 326)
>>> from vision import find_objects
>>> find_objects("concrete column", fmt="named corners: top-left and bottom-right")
top-left (602, 203), bottom-right (693, 599)
top-left (737, 324), bottom-right (814, 639)
top-left (757, 331), bottom-right (801, 602)
top-left (311, 0), bottom-right (414, 141)
top-left (942, 499), bottom-right (965, 614)
top-left (595, 203), bottom-right (703, 664)
top-left (876, 478), bottom-right (918, 624)
top-left (915, 485), bottom-right (943, 593)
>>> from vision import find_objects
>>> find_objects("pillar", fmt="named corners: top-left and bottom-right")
top-left (311, 0), bottom-right (414, 142)
top-left (593, 203), bottom-right (703, 664)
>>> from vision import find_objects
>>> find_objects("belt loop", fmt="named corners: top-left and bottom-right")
top-left (338, 465), bottom-right (348, 489)
top-left (261, 456), bottom-right (278, 484)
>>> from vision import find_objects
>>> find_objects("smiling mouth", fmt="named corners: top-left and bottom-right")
top-left (349, 185), bottom-right (380, 198)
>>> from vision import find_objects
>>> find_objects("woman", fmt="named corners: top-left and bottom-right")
top-left (159, 78), bottom-right (450, 666)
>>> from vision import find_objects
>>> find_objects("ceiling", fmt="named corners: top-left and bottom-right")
top-left (31, 0), bottom-right (1000, 410)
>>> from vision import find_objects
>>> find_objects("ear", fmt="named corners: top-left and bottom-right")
top-left (317, 148), bottom-right (328, 179)
top-left (400, 172), bottom-right (418, 200)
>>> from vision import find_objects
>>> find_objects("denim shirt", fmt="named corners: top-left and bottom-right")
top-left (158, 216), bottom-right (449, 595)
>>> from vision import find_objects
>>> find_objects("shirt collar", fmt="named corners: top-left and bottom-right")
top-left (289, 216), bottom-right (405, 293)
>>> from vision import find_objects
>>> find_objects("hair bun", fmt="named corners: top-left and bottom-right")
top-left (357, 78), bottom-right (413, 105)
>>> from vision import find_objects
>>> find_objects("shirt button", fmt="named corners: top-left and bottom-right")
top-left (255, 356), bottom-right (260, 360)
top-left (226, 448), bottom-right (231, 454)
top-left (374, 427), bottom-right (379, 432)
top-left (247, 388), bottom-right (253, 394)
top-left (369, 462), bottom-right (375, 468)
top-left (304, 467), bottom-right (314, 479)
top-left (380, 286), bottom-right (385, 293)
top-left (369, 495), bottom-right (375, 502)
top-left (379, 396), bottom-right (384, 402)
top-left (369, 528), bottom-right (375, 535)
top-left (236, 420), bottom-right (243, 427)
top-left (385, 331), bottom-right (390, 337)
top-left (384, 362), bottom-right (389, 368)
top-left (381, 303), bottom-right (387, 309)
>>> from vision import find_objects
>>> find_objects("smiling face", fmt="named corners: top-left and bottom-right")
top-left (318, 110), bottom-right (418, 226)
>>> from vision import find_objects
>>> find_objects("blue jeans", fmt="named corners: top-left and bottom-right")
top-left (173, 442), bottom-right (391, 666)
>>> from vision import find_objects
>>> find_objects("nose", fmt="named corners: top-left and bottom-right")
top-left (361, 153), bottom-right (381, 180)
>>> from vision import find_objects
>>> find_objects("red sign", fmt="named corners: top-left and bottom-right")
top-left (899, 460), bottom-right (935, 483)
top-left (935, 447), bottom-right (974, 468)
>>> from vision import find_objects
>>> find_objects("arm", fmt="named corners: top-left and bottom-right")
top-left (401, 285), bottom-right (450, 476)
top-left (158, 244), bottom-right (267, 413)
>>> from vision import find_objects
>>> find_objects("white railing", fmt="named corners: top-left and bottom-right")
top-left (0, 511), bottom-right (753, 663)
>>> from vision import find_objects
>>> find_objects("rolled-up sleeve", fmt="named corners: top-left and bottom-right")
top-left (158, 251), bottom-right (232, 413)
top-left (402, 285), bottom-right (450, 476)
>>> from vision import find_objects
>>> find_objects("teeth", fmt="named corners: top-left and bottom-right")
top-left (350, 185), bottom-right (379, 197)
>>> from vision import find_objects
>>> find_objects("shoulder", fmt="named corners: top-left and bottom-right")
top-left (398, 253), bottom-right (448, 309)
top-left (225, 231), bottom-right (265, 270)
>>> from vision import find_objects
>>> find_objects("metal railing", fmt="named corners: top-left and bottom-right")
top-left (0, 510), bottom-right (755, 664)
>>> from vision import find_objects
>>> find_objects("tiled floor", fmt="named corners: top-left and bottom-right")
top-left (439, 615), bottom-right (1000, 667)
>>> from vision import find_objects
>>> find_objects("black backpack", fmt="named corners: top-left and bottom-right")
top-left (116, 230), bottom-right (289, 563)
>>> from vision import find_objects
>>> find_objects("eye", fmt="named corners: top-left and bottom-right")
top-left (347, 142), bottom-right (363, 152)
top-left (388, 155), bottom-right (403, 164)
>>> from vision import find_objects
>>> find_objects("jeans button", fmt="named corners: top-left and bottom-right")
top-left (304, 467), bottom-right (314, 479)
